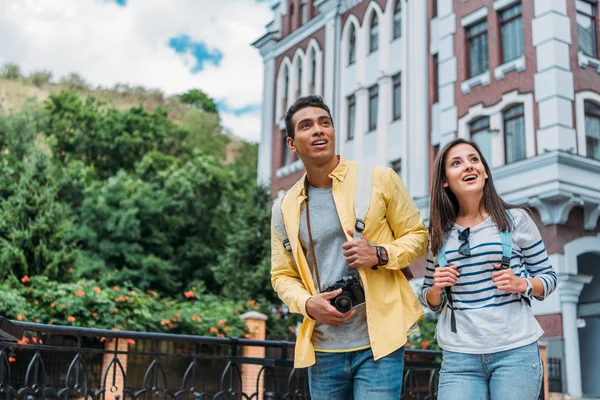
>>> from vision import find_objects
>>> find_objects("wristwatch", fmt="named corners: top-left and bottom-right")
top-left (375, 246), bottom-right (389, 266)
top-left (521, 278), bottom-right (534, 298)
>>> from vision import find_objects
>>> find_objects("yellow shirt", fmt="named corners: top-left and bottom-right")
top-left (271, 157), bottom-right (428, 368)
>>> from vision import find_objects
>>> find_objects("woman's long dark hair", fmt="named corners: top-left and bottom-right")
top-left (429, 138), bottom-right (526, 255)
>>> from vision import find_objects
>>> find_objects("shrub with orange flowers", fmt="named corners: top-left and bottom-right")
top-left (0, 276), bottom-right (252, 338)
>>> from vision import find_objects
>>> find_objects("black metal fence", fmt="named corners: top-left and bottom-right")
top-left (0, 321), bottom-right (442, 400)
top-left (547, 357), bottom-right (562, 393)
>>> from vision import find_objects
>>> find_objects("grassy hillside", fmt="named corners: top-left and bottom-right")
top-left (0, 77), bottom-right (188, 120)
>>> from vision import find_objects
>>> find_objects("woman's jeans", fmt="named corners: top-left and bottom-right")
top-left (308, 346), bottom-right (405, 400)
top-left (437, 341), bottom-right (543, 400)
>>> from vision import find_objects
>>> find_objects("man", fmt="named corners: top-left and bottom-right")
top-left (270, 96), bottom-right (428, 399)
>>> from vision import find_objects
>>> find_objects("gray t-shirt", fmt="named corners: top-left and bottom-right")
top-left (421, 209), bottom-right (557, 354)
top-left (299, 185), bottom-right (370, 351)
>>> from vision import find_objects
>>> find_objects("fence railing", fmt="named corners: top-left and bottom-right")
top-left (0, 321), bottom-right (442, 400)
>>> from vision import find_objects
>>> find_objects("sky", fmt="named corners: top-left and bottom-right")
top-left (0, 0), bottom-right (273, 142)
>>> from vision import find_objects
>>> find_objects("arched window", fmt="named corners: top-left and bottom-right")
top-left (584, 100), bottom-right (600, 160)
top-left (348, 24), bottom-right (356, 65)
top-left (281, 66), bottom-right (289, 116)
top-left (310, 50), bottom-right (317, 95)
top-left (503, 104), bottom-right (526, 164)
top-left (393, 0), bottom-right (402, 39)
top-left (370, 13), bottom-right (379, 53)
top-left (296, 58), bottom-right (302, 98)
top-left (469, 117), bottom-right (492, 163)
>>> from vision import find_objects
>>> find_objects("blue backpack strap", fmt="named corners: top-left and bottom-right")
top-left (436, 236), bottom-right (457, 333)
top-left (500, 213), bottom-right (531, 306)
top-left (437, 240), bottom-right (449, 267)
top-left (499, 230), bottom-right (512, 270)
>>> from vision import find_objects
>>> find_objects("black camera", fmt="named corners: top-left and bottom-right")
top-left (323, 276), bottom-right (366, 312)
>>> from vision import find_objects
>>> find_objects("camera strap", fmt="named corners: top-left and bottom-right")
top-left (304, 198), bottom-right (322, 293)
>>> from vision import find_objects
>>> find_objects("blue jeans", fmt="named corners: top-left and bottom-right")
top-left (308, 347), bottom-right (404, 400)
top-left (437, 341), bottom-right (542, 400)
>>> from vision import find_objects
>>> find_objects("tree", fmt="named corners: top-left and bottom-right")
top-left (180, 108), bottom-right (229, 160)
top-left (59, 73), bottom-right (89, 89)
top-left (28, 70), bottom-right (53, 87)
top-left (213, 184), bottom-right (274, 303)
top-left (42, 91), bottom-right (189, 179)
top-left (179, 89), bottom-right (218, 114)
top-left (0, 153), bottom-right (80, 281)
top-left (0, 62), bottom-right (22, 80)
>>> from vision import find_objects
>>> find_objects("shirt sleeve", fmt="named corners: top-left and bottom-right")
top-left (270, 219), bottom-right (314, 320)
top-left (380, 168), bottom-right (429, 271)
top-left (420, 248), bottom-right (444, 312)
top-left (512, 209), bottom-right (557, 300)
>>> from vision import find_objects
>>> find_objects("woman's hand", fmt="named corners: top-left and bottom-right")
top-left (431, 264), bottom-right (460, 295)
top-left (492, 264), bottom-right (527, 293)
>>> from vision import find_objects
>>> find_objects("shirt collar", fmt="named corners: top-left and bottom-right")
top-left (298, 155), bottom-right (349, 197)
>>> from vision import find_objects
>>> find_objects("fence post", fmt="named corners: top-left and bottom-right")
top-left (101, 338), bottom-right (129, 400)
top-left (539, 341), bottom-right (549, 400)
top-left (240, 311), bottom-right (268, 399)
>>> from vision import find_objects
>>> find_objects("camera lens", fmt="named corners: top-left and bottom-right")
top-left (334, 296), bottom-right (352, 312)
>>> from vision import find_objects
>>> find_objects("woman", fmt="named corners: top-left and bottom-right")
top-left (421, 138), bottom-right (557, 400)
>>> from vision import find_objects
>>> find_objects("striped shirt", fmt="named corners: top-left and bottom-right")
top-left (421, 209), bottom-right (557, 354)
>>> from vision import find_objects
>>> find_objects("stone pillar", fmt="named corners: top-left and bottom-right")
top-left (559, 274), bottom-right (592, 398)
top-left (257, 57), bottom-right (276, 186)
top-left (532, 0), bottom-right (576, 153)
top-left (539, 342), bottom-right (549, 400)
top-left (406, 0), bottom-right (429, 198)
top-left (376, 75), bottom-right (393, 164)
top-left (101, 338), bottom-right (129, 400)
top-left (240, 311), bottom-right (268, 399)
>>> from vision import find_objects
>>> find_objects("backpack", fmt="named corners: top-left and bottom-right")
top-left (272, 164), bottom-right (414, 281)
top-left (436, 224), bottom-right (530, 333)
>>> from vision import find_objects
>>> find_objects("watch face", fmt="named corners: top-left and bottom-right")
top-left (377, 246), bottom-right (389, 264)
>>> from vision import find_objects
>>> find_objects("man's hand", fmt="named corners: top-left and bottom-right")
top-left (492, 264), bottom-right (527, 293)
top-left (306, 289), bottom-right (355, 327)
top-left (431, 264), bottom-right (460, 295)
top-left (343, 230), bottom-right (379, 269)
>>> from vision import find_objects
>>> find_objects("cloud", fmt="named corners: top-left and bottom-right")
top-left (0, 0), bottom-right (272, 142)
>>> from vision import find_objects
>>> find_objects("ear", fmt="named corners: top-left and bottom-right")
top-left (484, 170), bottom-right (489, 180)
top-left (286, 137), bottom-right (296, 152)
top-left (443, 179), bottom-right (449, 188)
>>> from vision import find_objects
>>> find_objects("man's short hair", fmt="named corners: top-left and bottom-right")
top-left (284, 95), bottom-right (334, 139)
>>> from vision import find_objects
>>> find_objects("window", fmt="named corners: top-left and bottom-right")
top-left (310, 50), bottom-right (317, 95)
top-left (370, 14), bottom-right (379, 53)
top-left (393, 73), bottom-right (402, 120)
top-left (467, 19), bottom-right (489, 77)
top-left (301, 1), bottom-right (308, 24)
top-left (348, 25), bottom-right (357, 65)
top-left (499, 3), bottom-right (524, 63)
top-left (289, 3), bottom-right (295, 31)
top-left (393, 0), bottom-right (402, 39)
top-left (503, 104), bottom-right (526, 164)
top-left (296, 60), bottom-right (302, 99)
top-left (347, 95), bottom-right (356, 141)
top-left (369, 85), bottom-right (379, 131)
top-left (391, 159), bottom-right (402, 175)
top-left (433, 54), bottom-right (439, 103)
top-left (282, 66), bottom-right (289, 116)
top-left (469, 117), bottom-right (492, 163)
top-left (584, 101), bottom-right (600, 160)
top-left (576, 0), bottom-right (598, 57)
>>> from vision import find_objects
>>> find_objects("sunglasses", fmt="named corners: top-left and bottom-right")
top-left (458, 227), bottom-right (471, 257)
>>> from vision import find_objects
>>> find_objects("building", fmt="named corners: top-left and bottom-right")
top-left (253, 0), bottom-right (600, 398)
